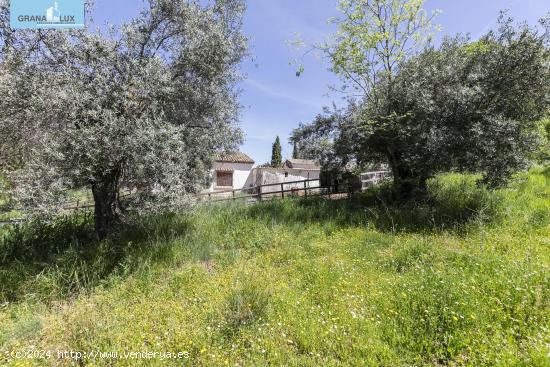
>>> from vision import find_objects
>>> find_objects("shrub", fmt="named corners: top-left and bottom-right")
top-left (0, 213), bottom-right (95, 265)
top-left (426, 173), bottom-right (503, 227)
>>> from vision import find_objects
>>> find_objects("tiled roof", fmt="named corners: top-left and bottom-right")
top-left (214, 167), bottom-right (235, 172)
top-left (214, 152), bottom-right (255, 164)
top-left (284, 159), bottom-right (320, 170)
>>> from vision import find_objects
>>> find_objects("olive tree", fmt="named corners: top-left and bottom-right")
top-left (297, 0), bottom-right (438, 195)
top-left (290, 107), bottom-right (347, 169)
top-left (295, 4), bottom-right (549, 197)
top-left (0, 0), bottom-right (247, 238)
top-left (390, 20), bottom-right (548, 187)
top-left (350, 15), bottom-right (550, 190)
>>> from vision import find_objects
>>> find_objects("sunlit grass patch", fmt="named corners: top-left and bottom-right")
top-left (0, 170), bottom-right (549, 366)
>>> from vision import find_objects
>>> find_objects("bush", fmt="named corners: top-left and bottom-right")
top-left (426, 173), bottom-right (503, 227)
top-left (0, 213), bottom-right (95, 265)
top-left (531, 118), bottom-right (550, 164)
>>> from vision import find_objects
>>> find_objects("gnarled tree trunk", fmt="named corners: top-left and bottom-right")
top-left (387, 149), bottom-right (416, 201)
top-left (91, 170), bottom-right (123, 240)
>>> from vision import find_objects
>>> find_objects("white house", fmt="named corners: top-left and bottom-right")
top-left (206, 152), bottom-right (256, 192)
top-left (255, 159), bottom-right (321, 195)
top-left (204, 154), bottom-right (322, 196)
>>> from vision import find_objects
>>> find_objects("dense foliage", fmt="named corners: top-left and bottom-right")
top-left (0, 0), bottom-right (248, 237)
top-left (290, 109), bottom-right (344, 169)
top-left (362, 17), bottom-right (549, 189)
top-left (292, 143), bottom-right (299, 159)
top-left (293, 11), bottom-right (550, 197)
top-left (532, 117), bottom-right (550, 164)
top-left (271, 136), bottom-right (282, 167)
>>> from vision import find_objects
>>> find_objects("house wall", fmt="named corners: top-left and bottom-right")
top-left (204, 165), bottom-right (321, 195)
top-left (255, 168), bottom-right (321, 194)
top-left (206, 162), bottom-right (255, 192)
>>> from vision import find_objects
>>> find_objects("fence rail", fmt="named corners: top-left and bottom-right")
top-left (199, 179), bottom-right (321, 202)
top-left (196, 178), bottom-right (319, 196)
top-left (361, 171), bottom-right (392, 190)
top-left (1, 172), bottom-right (391, 225)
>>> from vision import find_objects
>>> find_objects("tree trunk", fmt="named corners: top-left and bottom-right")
top-left (91, 170), bottom-right (122, 240)
top-left (387, 149), bottom-right (415, 201)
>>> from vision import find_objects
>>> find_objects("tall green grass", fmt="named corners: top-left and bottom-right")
top-left (0, 171), bottom-right (548, 366)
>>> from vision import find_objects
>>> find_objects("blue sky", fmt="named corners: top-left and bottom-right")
top-left (92, 0), bottom-right (549, 164)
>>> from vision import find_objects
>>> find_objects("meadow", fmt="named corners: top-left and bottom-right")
top-left (0, 170), bottom-right (548, 366)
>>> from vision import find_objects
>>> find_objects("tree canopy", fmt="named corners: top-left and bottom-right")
top-left (292, 5), bottom-right (550, 197)
top-left (292, 143), bottom-right (299, 159)
top-left (0, 0), bottom-right (248, 237)
top-left (327, 0), bottom-right (438, 98)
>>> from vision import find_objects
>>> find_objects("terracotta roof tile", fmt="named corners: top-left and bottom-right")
top-left (284, 159), bottom-right (320, 170)
top-left (214, 152), bottom-right (255, 164)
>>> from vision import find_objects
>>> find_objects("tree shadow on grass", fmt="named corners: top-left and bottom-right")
top-left (244, 182), bottom-right (502, 234)
top-left (244, 195), bottom-right (426, 233)
top-left (0, 212), bottom-right (193, 303)
top-left (0, 175), bottom-right (503, 304)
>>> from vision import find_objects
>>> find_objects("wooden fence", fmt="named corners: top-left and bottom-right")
top-left (197, 179), bottom-right (323, 203)
top-left (1, 173), bottom-right (391, 225)
top-left (361, 171), bottom-right (392, 190)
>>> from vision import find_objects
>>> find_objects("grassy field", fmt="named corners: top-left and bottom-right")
top-left (0, 170), bottom-right (548, 366)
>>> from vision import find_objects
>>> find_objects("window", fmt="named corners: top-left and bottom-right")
top-left (216, 171), bottom-right (233, 187)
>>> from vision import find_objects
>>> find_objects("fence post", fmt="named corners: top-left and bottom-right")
top-left (304, 180), bottom-right (308, 197)
top-left (281, 183), bottom-right (284, 199)
top-left (232, 191), bottom-right (236, 200)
